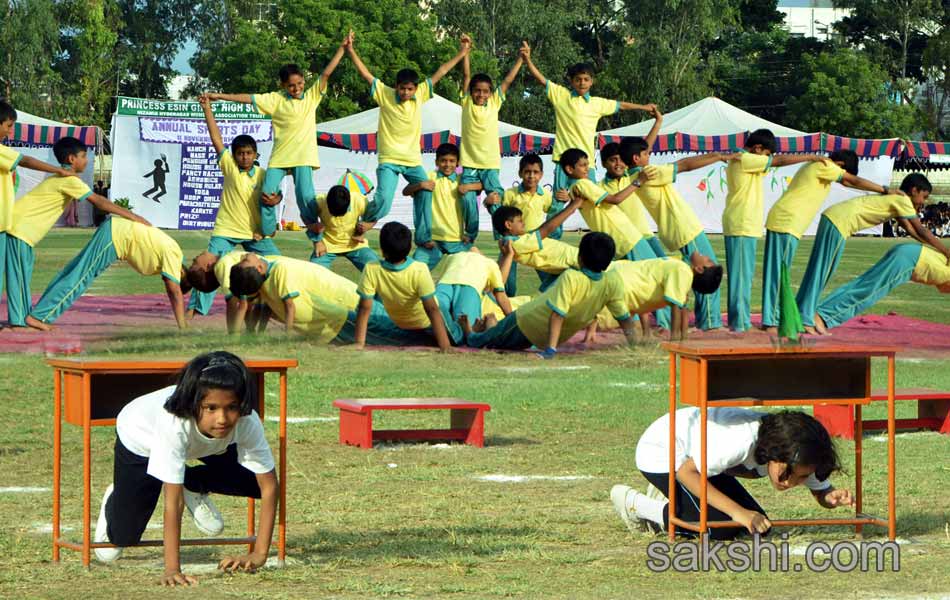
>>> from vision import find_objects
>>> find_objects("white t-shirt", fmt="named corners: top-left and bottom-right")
top-left (635, 407), bottom-right (830, 491)
top-left (116, 385), bottom-right (275, 484)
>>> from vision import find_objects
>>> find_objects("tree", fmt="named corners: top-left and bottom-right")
top-left (786, 48), bottom-right (924, 138)
top-left (919, 27), bottom-right (950, 138)
top-left (0, 0), bottom-right (62, 114)
top-left (56, 0), bottom-right (120, 126)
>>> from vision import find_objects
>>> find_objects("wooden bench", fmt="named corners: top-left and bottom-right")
top-left (814, 387), bottom-right (950, 440)
top-left (333, 398), bottom-right (490, 449)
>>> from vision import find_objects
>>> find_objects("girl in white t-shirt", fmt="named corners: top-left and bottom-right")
top-left (94, 351), bottom-right (277, 586)
top-left (612, 408), bottom-right (854, 540)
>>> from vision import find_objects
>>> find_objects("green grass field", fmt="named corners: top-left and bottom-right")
top-left (1, 229), bottom-right (949, 599)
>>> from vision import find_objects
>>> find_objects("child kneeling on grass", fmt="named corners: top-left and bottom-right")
top-left (611, 409), bottom-right (853, 540)
top-left (95, 351), bottom-right (277, 586)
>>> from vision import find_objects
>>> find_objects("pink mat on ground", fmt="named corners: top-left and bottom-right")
top-left (2, 295), bottom-right (949, 357)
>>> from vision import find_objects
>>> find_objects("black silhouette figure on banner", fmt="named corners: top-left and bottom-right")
top-left (143, 154), bottom-right (170, 202)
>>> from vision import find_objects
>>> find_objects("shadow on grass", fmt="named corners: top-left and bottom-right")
top-left (485, 435), bottom-right (541, 447)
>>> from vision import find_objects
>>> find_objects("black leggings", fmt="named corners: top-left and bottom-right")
top-left (106, 437), bottom-right (262, 546)
top-left (641, 470), bottom-right (769, 540)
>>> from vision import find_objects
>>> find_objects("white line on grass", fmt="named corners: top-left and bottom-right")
top-left (0, 486), bottom-right (51, 493)
top-left (375, 442), bottom-right (458, 451)
top-left (265, 416), bottom-right (337, 423)
top-left (870, 431), bottom-right (937, 442)
top-left (607, 382), bottom-right (662, 390)
top-left (475, 474), bottom-right (595, 483)
top-left (501, 365), bottom-right (591, 374)
top-left (151, 556), bottom-right (302, 574)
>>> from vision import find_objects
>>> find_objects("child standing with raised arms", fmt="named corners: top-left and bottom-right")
top-left (94, 351), bottom-right (278, 586)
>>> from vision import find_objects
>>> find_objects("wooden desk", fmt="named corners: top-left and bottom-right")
top-left (48, 357), bottom-right (297, 567)
top-left (662, 340), bottom-right (897, 541)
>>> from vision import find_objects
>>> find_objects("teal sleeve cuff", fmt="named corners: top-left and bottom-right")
top-left (358, 291), bottom-right (375, 300)
top-left (534, 229), bottom-right (543, 248)
top-left (615, 312), bottom-right (632, 322)
top-left (77, 191), bottom-right (92, 202)
top-left (614, 100), bottom-right (621, 114)
top-left (250, 94), bottom-right (259, 113)
top-left (11, 154), bottom-right (22, 170)
top-left (593, 192), bottom-right (608, 206)
top-left (672, 163), bottom-right (679, 182)
top-left (545, 299), bottom-right (566, 317)
top-left (370, 78), bottom-right (378, 99)
top-left (492, 287), bottom-right (505, 293)
top-left (664, 295), bottom-right (686, 308)
top-left (764, 155), bottom-right (773, 172)
top-left (420, 292), bottom-right (436, 301)
top-left (161, 272), bottom-right (181, 285)
top-left (281, 291), bottom-right (300, 300)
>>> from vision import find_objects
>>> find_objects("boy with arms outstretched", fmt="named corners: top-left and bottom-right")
top-left (620, 138), bottom-right (733, 330)
top-left (187, 95), bottom-right (281, 317)
top-left (347, 32), bottom-right (470, 248)
top-left (205, 34), bottom-right (348, 240)
top-left (6, 137), bottom-right (148, 329)
top-left (520, 41), bottom-right (654, 238)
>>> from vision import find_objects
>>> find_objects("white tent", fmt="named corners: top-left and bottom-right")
top-left (600, 96), bottom-right (807, 137)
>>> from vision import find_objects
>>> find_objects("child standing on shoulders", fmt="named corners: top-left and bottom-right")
top-left (402, 143), bottom-right (482, 270)
top-left (5, 137), bottom-right (148, 329)
top-left (187, 95), bottom-right (281, 317)
top-left (723, 129), bottom-right (827, 332)
top-left (761, 149), bottom-right (886, 332)
top-left (205, 33), bottom-right (349, 241)
top-left (797, 173), bottom-right (948, 333)
top-left (346, 31), bottom-right (470, 248)
top-left (484, 153), bottom-right (554, 295)
top-left (311, 185), bottom-right (379, 271)
top-left (521, 41), bottom-right (655, 238)
top-left (611, 409), bottom-right (852, 539)
top-left (458, 37), bottom-right (524, 243)
top-left (94, 352), bottom-right (278, 586)
top-left (620, 138), bottom-right (734, 330)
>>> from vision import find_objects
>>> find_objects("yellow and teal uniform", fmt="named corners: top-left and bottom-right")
top-left (459, 89), bottom-right (505, 241)
top-left (435, 251), bottom-right (506, 323)
top-left (311, 191), bottom-right (378, 272)
top-left (595, 259), bottom-right (691, 330)
top-left (253, 87), bottom-right (325, 237)
top-left (366, 79), bottom-right (434, 237)
top-left (255, 256), bottom-right (358, 341)
top-left (480, 293), bottom-right (531, 321)
top-left (761, 161), bottom-right (846, 327)
top-left (30, 216), bottom-right (183, 325)
top-left (357, 258), bottom-right (463, 345)
top-left (413, 171), bottom-right (472, 271)
top-left (189, 149), bottom-right (280, 316)
top-left (571, 177), bottom-right (642, 259)
top-left (818, 244), bottom-right (950, 329)
top-left (602, 175), bottom-right (658, 244)
top-left (723, 151), bottom-right (772, 331)
top-left (0, 143), bottom-right (23, 310)
top-left (4, 175), bottom-right (92, 325)
top-left (494, 184), bottom-right (553, 296)
top-left (797, 193), bottom-right (919, 327)
top-left (506, 230), bottom-right (580, 292)
top-left (467, 267), bottom-right (631, 350)
top-left (630, 163), bottom-right (722, 330)
top-left (214, 250), bottom-right (281, 300)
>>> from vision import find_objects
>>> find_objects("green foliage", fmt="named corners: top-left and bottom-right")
top-left (113, 197), bottom-right (134, 210)
top-left (786, 48), bottom-right (924, 138)
top-left (0, 0), bottom-right (62, 114)
top-left (919, 26), bottom-right (950, 138)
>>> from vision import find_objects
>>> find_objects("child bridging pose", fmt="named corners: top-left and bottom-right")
top-left (611, 409), bottom-right (852, 540)
top-left (94, 352), bottom-right (278, 586)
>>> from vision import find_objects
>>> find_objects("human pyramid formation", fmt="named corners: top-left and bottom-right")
top-left (2, 31), bottom-right (949, 355)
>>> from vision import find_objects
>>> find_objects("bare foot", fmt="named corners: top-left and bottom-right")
top-left (185, 309), bottom-right (197, 320)
top-left (762, 326), bottom-right (778, 334)
top-left (458, 315), bottom-right (471, 337)
top-left (803, 325), bottom-right (818, 335)
top-left (814, 313), bottom-right (829, 336)
top-left (25, 316), bottom-right (53, 332)
top-left (481, 313), bottom-right (498, 331)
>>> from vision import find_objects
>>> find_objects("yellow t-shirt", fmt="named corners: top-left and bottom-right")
top-left (358, 259), bottom-right (437, 330)
top-left (572, 177), bottom-right (641, 257)
top-left (214, 250), bottom-right (282, 299)
top-left (546, 82), bottom-right (618, 161)
top-left (515, 268), bottom-right (630, 347)
top-left (508, 231), bottom-right (579, 274)
top-left (9, 176), bottom-right (92, 247)
top-left (766, 161), bottom-right (846, 238)
top-left (602, 175), bottom-right (655, 239)
top-left (373, 78), bottom-right (432, 166)
top-left (213, 150), bottom-right (265, 239)
top-left (611, 258), bottom-right (693, 312)
top-left (912, 246), bottom-right (950, 292)
top-left (258, 257), bottom-right (358, 339)
top-left (480, 293), bottom-right (532, 320)
top-left (460, 90), bottom-right (503, 169)
top-left (439, 251), bottom-right (505, 293)
top-left (823, 194), bottom-right (917, 238)
top-left (110, 217), bottom-right (183, 282)
top-left (430, 172), bottom-right (464, 242)
top-left (316, 191), bottom-right (369, 253)
top-left (501, 185), bottom-right (552, 231)
top-left (631, 164), bottom-right (703, 251)
top-left (252, 88), bottom-right (323, 168)
top-left (723, 152), bottom-right (772, 238)
top-left (0, 143), bottom-right (23, 232)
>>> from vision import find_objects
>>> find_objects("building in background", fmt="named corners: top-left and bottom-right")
top-left (778, 0), bottom-right (851, 40)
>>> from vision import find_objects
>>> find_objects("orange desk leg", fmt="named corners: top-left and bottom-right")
top-left (82, 373), bottom-right (92, 568)
top-left (854, 404), bottom-right (863, 537)
top-left (52, 369), bottom-right (62, 562)
top-left (667, 352), bottom-right (677, 542)
top-left (888, 356), bottom-right (896, 541)
top-left (699, 359), bottom-right (708, 537)
top-left (278, 370), bottom-right (288, 564)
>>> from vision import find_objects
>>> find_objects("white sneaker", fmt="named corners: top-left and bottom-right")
top-left (183, 489), bottom-right (224, 536)
top-left (645, 482), bottom-right (665, 501)
top-left (610, 484), bottom-right (661, 534)
top-left (94, 484), bottom-right (122, 562)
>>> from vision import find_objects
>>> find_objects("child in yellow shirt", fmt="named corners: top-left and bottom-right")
top-left (436, 247), bottom-right (514, 337)
top-left (205, 34), bottom-right (348, 240)
top-left (311, 185), bottom-right (379, 271)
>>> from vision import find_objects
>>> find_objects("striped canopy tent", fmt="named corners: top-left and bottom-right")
top-left (9, 110), bottom-right (102, 148)
top-left (317, 94), bottom-right (554, 155)
top-left (903, 140), bottom-right (950, 159)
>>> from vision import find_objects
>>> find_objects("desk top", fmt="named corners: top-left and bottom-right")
top-left (334, 398), bottom-right (491, 411)
top-left (47, 357), bottom-right (298, 371)
top-left (662, 339), bottom-right (899, 358)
